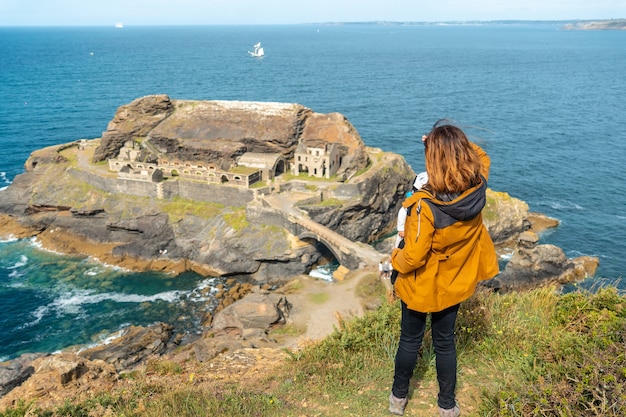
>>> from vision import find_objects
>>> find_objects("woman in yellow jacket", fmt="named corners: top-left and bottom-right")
top-left (388, 121), bottom-right (499, 417)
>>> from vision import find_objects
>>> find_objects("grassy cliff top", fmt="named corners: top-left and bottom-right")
top-left (3, 283), bottom-right (624, 416)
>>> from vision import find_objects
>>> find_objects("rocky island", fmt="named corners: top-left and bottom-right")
top-left (0, 95), bottom-right (408, 281)
top-left (0, 95), bottom-right (599, 408)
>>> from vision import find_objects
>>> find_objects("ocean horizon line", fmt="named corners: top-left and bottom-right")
top-left (1, 19), bottom-right (625, 29)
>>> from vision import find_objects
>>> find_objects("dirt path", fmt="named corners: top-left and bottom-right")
top-left (276, 264), bottom-right (381, 349)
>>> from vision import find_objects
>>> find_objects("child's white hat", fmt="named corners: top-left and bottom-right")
top-left (413, 171), bottom-right (428, 190)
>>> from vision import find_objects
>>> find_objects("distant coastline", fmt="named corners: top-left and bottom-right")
top-left (561, 19), bottom-right (626, 30)
top-left (317, 19), bottom-right (626, 30)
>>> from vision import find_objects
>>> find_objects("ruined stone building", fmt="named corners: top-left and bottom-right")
top-left (291, 139), bottom-right (341, 179)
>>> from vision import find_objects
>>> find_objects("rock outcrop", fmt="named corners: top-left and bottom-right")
top-left (192, 292), bottom-right (290, 363)
top-left (486, 231), bottom-right (599, 292)
top-left (0, 353), bottom-right (118, 410)
top-left (297, 149), bottom-right (413, 242)
top-left (92, 95), bottom-right (175, 162)
top-left (482, 189), bottom-right (531, 244)
top-left (92, 95), bottom-right (369, 179)
top-left (78, 323), bottom-right (173, 372)
top-left (0, 353), bottom-right (44, 398)
top-left (0, 96), bottom-right (403, 282)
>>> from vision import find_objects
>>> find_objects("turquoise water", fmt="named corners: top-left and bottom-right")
top-left (0, 237), bottom-right (222, 361)
top-left (1, 23), bottom-right (625, 360)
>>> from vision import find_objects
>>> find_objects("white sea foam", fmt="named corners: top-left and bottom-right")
top-left (28, 237), bottom-right (63, 255)
top-left (0, 171), bottom-right (11, 186)
top-left (86, 256), bottom-right (130, 272)
top-left (82, 326), bottom-right (130, 351)
top-left (0, 235), bottom-right (19, 243)
top-left (83, 265), bottom-right (107, 276)
top-left (28, 237), bottom-right (43, 249)
top-left (77, 327), bottom-right (131, 353)
top-left (8, 269), bottom-right (25, 279)
top-left (7, 254), bottom-right (28, 269)
top-left (498, 251), bottom-right (513, 261)
top-left (19, 288), bottom-right (192, 330)
top-left (18, 305), bottom-right (49, 329)
top-left (193, 277), bottom-right (221, 296)
top-left (5, 279), bottom-right (24, 287)
top-left (196, 277), bottom-right (218, 290)
top-left (98, 329), bottom-right (125, 345)
top-left (309, 265), bottom-right (334, 282)
top-left (53, 289), bottom-right (186, 309)
top-left (545, 200), bottom-right (584, 211)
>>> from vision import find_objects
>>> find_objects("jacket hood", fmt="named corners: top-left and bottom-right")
top-left (404, 176), bottom-right (487, 229)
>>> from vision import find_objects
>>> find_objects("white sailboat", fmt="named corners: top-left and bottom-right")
top-left (248, 42), bottom-right (265, 58)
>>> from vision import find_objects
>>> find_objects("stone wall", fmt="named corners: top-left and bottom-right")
top-left (246, 203), bottom-right (297, 236)
top-left (326, 182), bottom-right (362, 199)
top-left (174, 181), bottom-right (254, 206)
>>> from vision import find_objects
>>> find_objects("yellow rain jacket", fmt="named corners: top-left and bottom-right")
top-left (391, 144), bottom-right (499, 313)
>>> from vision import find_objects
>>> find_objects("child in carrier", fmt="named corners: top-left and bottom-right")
top-left (391, 172), bottom-right (428, 284)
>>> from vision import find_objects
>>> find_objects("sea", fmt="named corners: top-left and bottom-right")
top-left (1, 23), bottom-right (625, 362)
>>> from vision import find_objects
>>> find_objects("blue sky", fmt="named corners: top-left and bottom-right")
top-left (1, 0), bottom-right (624, 26)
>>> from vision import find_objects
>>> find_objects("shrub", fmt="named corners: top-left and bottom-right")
top-left (482, 287), bottom-right (626, 416)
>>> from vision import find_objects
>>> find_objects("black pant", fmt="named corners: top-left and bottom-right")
top-left (392, 301), bottom-right (460, 409)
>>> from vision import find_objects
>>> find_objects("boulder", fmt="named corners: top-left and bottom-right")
top-left (0, 353), bottom-right (45, 398)
top-left (487, 231), bottom-right (597, 292)
top-left (193, 338), bottom-right (246, 363)
top-left (79, 323), bottom-right (173, 371)
top-left (190, 292), bottom-right (288, 363)
top-left (0, 353), bottom-right (117, 409)
top-left (211, 293), bottom-right (282, 337)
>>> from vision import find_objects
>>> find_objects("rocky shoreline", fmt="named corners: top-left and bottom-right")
top-left (0, 96), bottom-right (599, 408)
top-left (0, 211), bottom-right (598, 410)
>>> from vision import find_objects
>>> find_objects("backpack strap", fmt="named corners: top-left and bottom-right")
top-left (406, 199), bottom-right (423, 242)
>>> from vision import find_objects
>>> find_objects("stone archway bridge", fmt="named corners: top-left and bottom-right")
top-left (256, 194), bottom-right (386, 271)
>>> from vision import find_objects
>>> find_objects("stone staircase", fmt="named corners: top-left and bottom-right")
top-left (155, 182), bottom-right (164, 199)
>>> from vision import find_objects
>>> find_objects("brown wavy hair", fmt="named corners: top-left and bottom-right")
top-left (424, 120), bottom-right (482, 194)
